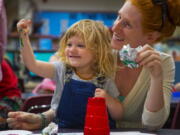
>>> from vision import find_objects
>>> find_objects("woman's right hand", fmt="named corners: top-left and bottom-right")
top-left (7, 111), bottom-right (41, 130)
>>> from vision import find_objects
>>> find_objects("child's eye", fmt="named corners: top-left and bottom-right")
top-left (67, 43), bottom-right (72, 47)
top-left (77, 44), bottom-right (85, 48)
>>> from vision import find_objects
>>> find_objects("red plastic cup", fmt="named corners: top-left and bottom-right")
top-left (84, 97), bottom-right (110, 135)
top-left (86, 105), bottom-right (107, 116)
top-left (84, 127), bottom-right (110, 135)
top-left (87, 97), bottom-right (106, 106)
top-left (86, 97), bottom-right (108, 116)
top-left (85, 115), bottom-right (109, 128)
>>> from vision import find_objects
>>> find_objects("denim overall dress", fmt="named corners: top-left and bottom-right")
top-left (55, 66), bottom-right (116, 129)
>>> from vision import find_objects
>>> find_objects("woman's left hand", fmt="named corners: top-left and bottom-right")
top-left (136, 44), bottom-right (163, 79)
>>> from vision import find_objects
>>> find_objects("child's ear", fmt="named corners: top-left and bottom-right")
top-left (146, 31), bottom-right (161, 43)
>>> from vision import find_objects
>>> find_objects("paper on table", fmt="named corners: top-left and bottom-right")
top-left (0, 130), bottom-right (32, 135)
top-left (32, 131), bottom-right (156, 135)
top-left (110, 132), bottom-right (156, 135)
top-left (52, 132), bottom-right (156, 135)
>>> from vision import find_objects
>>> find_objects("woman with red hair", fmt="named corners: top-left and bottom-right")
top-left (111, 0), bottom-right (180, 130)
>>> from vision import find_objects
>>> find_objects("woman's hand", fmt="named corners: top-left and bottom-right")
top-left (7, 111), bottom-right (41, 130)
top-left (136, 44), bottom-right (164, 112)
top-left (136, 44), bottom-right (163, 79)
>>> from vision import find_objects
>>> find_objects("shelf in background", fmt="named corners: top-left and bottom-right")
top-left (8, 33), bottom-right (60, 40)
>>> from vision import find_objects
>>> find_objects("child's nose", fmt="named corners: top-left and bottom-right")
top-left (69, 45), bottom-right (77, 51)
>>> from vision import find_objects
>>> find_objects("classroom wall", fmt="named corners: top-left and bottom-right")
top-left (33, 0), bottom-right (123, 12)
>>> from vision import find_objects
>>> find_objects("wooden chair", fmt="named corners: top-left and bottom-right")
top-left (171, 102), bottom-right (180, 129)
top-left (21, 94), bottom-right (53, 113)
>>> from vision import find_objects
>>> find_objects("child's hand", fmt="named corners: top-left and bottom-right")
top-left (7, 111), bottom-right (41, 130)
top-left (17, 19), bottom-right (32, 34)
top-left (94, 88), bottom-right (108, 98)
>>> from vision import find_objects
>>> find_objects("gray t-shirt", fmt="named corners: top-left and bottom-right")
top-left (51, 61), bottom-right (119, 111)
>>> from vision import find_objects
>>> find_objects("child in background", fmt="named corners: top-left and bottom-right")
top-left (0, 59), bottom-right (22, 129)
top-left (7, 19), bottom-right (123, 130)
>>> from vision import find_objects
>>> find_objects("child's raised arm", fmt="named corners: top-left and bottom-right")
top-left (17, 19), bottom-right (55, 78)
